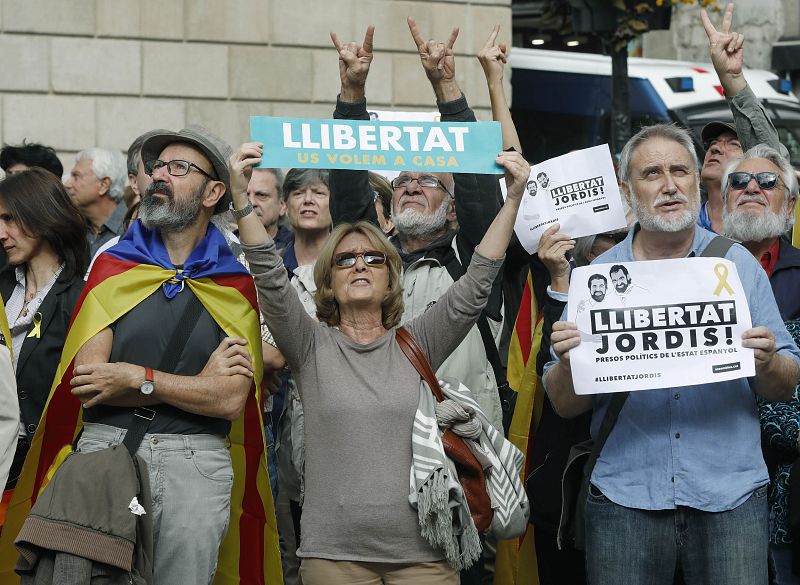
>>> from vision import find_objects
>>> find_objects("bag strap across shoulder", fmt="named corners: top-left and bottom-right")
top-left (122, 292), bottom-right (205, 456)
top-left (699, 235), bottom-right (735, 259)
top-left (396, 326), bottom-right (445, 402)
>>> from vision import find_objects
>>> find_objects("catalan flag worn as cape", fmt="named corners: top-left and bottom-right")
top-left (0, 221), bottom-right (283, 585)
top-left (496, 269), bottom-right (545, 585)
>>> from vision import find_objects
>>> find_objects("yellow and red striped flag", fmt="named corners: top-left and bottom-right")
top-left (0, 223), bottom-right (282, 585)
top-left (496, 269), bottom-right (546, 585)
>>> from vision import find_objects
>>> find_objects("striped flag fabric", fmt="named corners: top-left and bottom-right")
top-left (0, 221), bottom-right (282, 585)
top-left (495, 269), bottom-right (546, 585)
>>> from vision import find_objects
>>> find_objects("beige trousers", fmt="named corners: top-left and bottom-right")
top-left (300, 558), bottom-right (458, 585)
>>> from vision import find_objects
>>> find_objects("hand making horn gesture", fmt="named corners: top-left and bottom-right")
top-left (330, 25), bottom-right (375, 94)
top-left (407, 16), bottom-right (459, 85)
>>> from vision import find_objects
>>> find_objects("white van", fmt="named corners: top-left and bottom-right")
top-left (509, 47), bottom-right (800, 164)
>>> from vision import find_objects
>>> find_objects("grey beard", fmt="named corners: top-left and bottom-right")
top-left (631, 191), bottom-right (700, 233)
top-left (392, 196), bottom-right (450, 239)
top-left (140, 181), bottom-right (206, 233)
top-left (723, 204), bottom-right (789, 243)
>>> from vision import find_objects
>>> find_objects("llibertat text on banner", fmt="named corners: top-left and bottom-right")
top-left (500, 144), bottom-right (628, 254)
top-left (250, 116), bottom-right (504, 174)
top-left (567, 257), bottom-right (755, 394)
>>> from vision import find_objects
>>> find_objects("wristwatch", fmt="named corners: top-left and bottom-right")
top-left (140, 367), bottom-right (155, 396)
top-left (230, 202), bottom-right (254, 219)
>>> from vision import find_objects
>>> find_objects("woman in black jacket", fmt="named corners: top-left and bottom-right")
top-left (0, 168), bottom-right (87, 491)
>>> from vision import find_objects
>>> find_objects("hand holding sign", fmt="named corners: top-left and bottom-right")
top-left (538, 224), bottom-right (574, 289)
top-left (741, 326), bottom-right (777, 367)
top-left (330, 26), bottom-right (375, 97)
top-left (551, 321), bottom-right (581, 368)
top-left (497, 149), bottom-right (530, 204)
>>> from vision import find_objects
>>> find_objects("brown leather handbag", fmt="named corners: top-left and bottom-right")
top-left (396, 326), bottom-right (493, 533)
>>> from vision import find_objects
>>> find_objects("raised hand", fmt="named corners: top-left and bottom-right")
top-left (477, 24), bottom-right (508, 87)
top-left (538, 224), bottom-right (575, 289)
top-left (497, 150), bottom-right (531, 204)
top-left (701, 3), bottom-right (745, 92)
top-left (407, 16), bottom-right (459, 91)
top-left (330, 26), bottom-right (375, 93)
top-left (229, 142), bottom-right (263, 207)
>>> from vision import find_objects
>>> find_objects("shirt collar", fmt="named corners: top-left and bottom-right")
top-left (102, 202), bottom-right (128, 235)
top-left (619, 223), bottom-right (713, 261)
top-left (759, 238), bottom-right (781, 277)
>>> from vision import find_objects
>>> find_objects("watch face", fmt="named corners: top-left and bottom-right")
top-left (140, 381), bottom-right (155, 395)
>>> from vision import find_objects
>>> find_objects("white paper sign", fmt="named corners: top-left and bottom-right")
top-left (567, 257), bottom-right (755, 394)
top-left (501, 145), bottom-right (627, 254)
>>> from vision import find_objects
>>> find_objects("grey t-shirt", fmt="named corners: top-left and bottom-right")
top-left (84, 286), bottom-right (229, 435)
top-left (243, 239), bottom-right (503, 563)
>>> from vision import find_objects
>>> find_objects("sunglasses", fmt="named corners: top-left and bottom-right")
top-left (728, 171), bottom-right (783, 191)
top-left (333, 251), bottom-right (387, 268)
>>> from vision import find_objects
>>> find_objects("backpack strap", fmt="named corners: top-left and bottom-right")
top-left (699, 235), bottom-right (735, 258)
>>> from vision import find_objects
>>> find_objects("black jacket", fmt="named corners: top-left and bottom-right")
top-left (0, 266), bottom-right (84, 438)
top-left (771, 237), bottom-right (800, 322)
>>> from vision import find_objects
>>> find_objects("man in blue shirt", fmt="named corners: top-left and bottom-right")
top-left (544, 123), bottom-right (800, 585)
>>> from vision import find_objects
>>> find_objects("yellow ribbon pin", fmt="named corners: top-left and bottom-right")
top-left (713, 263), bottom-right (735, 296)
top-left (26, 312), bottom-right (42, 339)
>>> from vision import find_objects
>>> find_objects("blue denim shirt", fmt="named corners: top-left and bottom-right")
top-left (544, 225), bottom-right (800, 512)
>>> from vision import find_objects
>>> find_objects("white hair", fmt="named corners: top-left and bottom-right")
top-left (76, 147), bottom-right (128, 203)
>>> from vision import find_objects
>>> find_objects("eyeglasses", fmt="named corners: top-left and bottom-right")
top-left (144, 159), bottom-right (218, 181)
top-left (727, 171), bottom-right (783, 191)
top-left (333, 251), bottom-right (387, 268)
top-left (391, 174), bottom-right (452, 196)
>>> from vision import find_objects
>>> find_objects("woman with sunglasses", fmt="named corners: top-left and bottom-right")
top-left (230, 142), bottom-right (528, 585)
top-left (0, 168), bottom-right (87, 500)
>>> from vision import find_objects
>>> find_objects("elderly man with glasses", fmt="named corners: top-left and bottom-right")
top-left (327, 20), bottom-right (505, 443)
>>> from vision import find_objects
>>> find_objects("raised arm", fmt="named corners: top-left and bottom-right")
top-left (410, 150), bottom-right (528, 367)
top-left (329, 26), bottom-right (379, 226)
top-left (478, 24), bottom-right (521, 152)
top-left (407, 18), bottom-right (503, 255)
top-left (230, 143), bottom-right (319, 373)
top-left (701, 3), bottom-right (786, 155)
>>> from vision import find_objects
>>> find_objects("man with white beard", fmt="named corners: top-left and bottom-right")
top-left (722, 145), bottom-right (800, 321)
top-left (722, 146), bottom-right (800, 584)
top-left (327, 21), bottom-right (505, 433)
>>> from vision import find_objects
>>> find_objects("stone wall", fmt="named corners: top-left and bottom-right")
top-left (643, 0), bottom-right (786, 70)
top-left (0, 0), bottom-right (511, 172)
